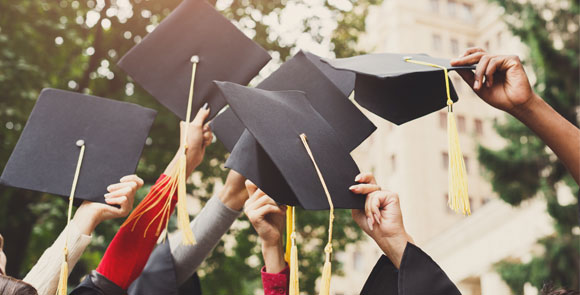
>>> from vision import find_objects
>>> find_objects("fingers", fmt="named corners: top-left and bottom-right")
top-left (354, 172), bottom-right (376, 184)
top-left (192, 103), bottom-right (210, 128)
top-left (104, 196), bottom-right (127, 207)
top-left (253, 204), bottom-right (286, 219)
top-left (473, 54), bottom-right (492, 90)
top-left (106, 181), bottom-right (138, 195)
top-left (120, 174), bottom-right (144, 188)
top-left (104, 185), bottom-right (134, 199)
top-left (245, 180), bottom-right (259, 199)
top-left (202, 129), bottom-right (213, 147)
top-left (349, 183), bottom-right (381, 195)
top-left (461, 47), bottom-right (485, 58)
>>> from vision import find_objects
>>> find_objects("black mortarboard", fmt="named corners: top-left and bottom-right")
top-left (211, 50), bottom-right (375, 153)
top-left (215, 81), bottom-right (363, 210)
top-left (118, 0), bottom-right (271, 121)
top-left (0, 88), bottom-right (156, 204)
top-left (322, 53), bottom-right (475, 125)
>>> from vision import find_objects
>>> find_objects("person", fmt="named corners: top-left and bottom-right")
top-left (0, 175), bottom-right (143, 295)
top-left (246, 172), bottom-right (460, 295)
top-left (450, 48), bottom-right (580, 185)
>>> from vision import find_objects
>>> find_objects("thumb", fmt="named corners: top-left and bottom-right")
top-left (192, 103), bottom-right (210, 127)
top-left (245, 179), bottom-right (258, 196)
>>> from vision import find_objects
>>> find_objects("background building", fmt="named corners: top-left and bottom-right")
top-left (331, 1), bottom-right (555, 294)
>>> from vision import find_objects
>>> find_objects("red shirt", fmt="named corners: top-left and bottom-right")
top-left (261, 265), bottom-right (290, 295)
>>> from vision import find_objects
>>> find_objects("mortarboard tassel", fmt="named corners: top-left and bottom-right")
top-left (404, 57), bottom-right (470, 215)
top-left (285, 206), bottom-right (293, 263)
top-left (57, 140), bottom-right (86, 295)
top-left (299, 134), bottom-right (335, 295)
top-left (288, 206), bottom-right (300, 295)
top-left (121, 56), bottom-right (201, 245)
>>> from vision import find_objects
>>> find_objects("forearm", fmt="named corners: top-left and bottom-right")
top-left (375, 232), bottom-right (414, 269)
top-left (164, 149), bottom-right (198, 177)
top-left (218, 170), bottom-right (248, 211)
top-left (262, 240), bottom-right (285, 274)
top-left (510, 94), bottom-right (580, 183)
top-left (23, 223), bottom-right (92, 294)
top-left (169, 195), bottom-right (242, 285)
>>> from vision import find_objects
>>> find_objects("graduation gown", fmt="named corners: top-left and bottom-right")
top-left (360, 243), bottom-right (461, 295)
top-left (71, 242), bottom-right (202, 295)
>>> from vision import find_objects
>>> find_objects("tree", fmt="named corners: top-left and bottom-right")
top-left (0, 0), bottom-right (380, 293)
top-left (481, 0), bottom-right (579, 292)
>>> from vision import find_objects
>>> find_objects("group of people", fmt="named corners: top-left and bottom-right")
top-left (0, 49), bottom-right (578, 295)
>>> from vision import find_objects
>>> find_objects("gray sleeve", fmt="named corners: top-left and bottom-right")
top-left (169, 195), bottom-right (242, 285)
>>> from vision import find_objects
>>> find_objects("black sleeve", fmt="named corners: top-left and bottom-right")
top-left (70, 270), bottom-right (126, 295)
top-left (360, 243), bottom-right (461, 295)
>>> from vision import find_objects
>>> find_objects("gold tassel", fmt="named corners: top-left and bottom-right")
top-left (299, 134), bottom-right (335, 295)
top-left (57, 140), bottom-right (86, 295)
top-left (289, 207), bottom-right (300, 295)
top-left (404, 57), bottom-right (470, 215)
top-left (285, 206), bottom-right (293, 263)
top-left (318, 244), bottom-right (333, 295)
top-left (121, 56), bottom-right (201, 243)
top-left (447, 107), bottom-right (470, 215)
top-left (56, 257), bottom-right (68, 295)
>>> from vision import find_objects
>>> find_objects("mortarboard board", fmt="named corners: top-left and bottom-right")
top-left (322, 53), bottom-right (474, 125)
top-left (215, 81), bottom-right (361, 294)
top-left (0, 88), bottom-right (156, 204)
top-left (211, 50), bottom-right (375, 153)
top-left (118, 0), bottom-right (271, 121)
top-left (0, 88), bottom-right (157, 294)
top-left (215, 81), bottom-right (363, 210)
top-left (324, 53), bottom-right (473, 215)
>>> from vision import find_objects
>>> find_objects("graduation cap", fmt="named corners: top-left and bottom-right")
top-left (0, 88), bottom-right (157, 294)
top-left (323, 53), bottom-right (473, 215)
top-left (211, 50), bottom-right (374, 153)
top-left (117, 0), bottom-right (270, 245)
top-left (118, 0), bottom-right (271, 121)
top-left (215, 81), bottom-right (363, 294)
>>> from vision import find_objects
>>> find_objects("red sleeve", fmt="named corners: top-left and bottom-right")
top-left (96, 174), bottom-right (177, 290)
top-left (261, 265), bottom-right (290, 295)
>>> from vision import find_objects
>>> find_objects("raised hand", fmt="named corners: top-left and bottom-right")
top-left (350, 173), bottom-right (413, 268)
top-left (451, 48), bottom-right (536, 115)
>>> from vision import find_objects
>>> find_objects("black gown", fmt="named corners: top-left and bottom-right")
top-left (71, 241), bottom-right (202, 295)
top-left (360, 243), bottom-right (461, 295)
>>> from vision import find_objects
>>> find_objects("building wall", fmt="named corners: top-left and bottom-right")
top-left (330, 1), bottom-right (553, 294)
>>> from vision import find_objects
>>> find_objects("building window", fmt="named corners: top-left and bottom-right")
top-left (474, 119), bottom-right (483, 135)
top-left (447, 0), bottom-right (457, 17)
top-left (439, 112), bottom-right (447, 129)
top-left (463, 156), bottom-right (469, 173)
top-left (484, 40), bottom-right (490, 50)
top-left (430, 0), bottom-right (440, 12)
top-left (461, 3), bottom-right (473, 21)
top-left (432, 34), bottom-right (442, 51)
top-left (450, 38), bottom-right (459, 56)
top-left (390, 154), bottom-right (397, 172)
top-left (442, 152), bottom-right (449, 170)
top-left (457, 115), bottom-right (466, 133)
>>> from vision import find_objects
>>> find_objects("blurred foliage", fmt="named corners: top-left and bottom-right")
top-left (0, 0), bottom-right (380, 293)
top-left (482, 0), bottom-right (579, 293)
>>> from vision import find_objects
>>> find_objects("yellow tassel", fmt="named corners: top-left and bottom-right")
top-left (177, 149), bottom-right (196, 245)
top-left (318, 244), bottom-right (332, 295)
top-left (447, 108), bottom-right (470, 215)
top-left (288, 206), bottom-right (299, 295)
top-left (56, 254), bottom-right (68, 295)
top-left (403, 57), bottom-right (470, 215)
top-left (285, 206), bottom-right (293, 263)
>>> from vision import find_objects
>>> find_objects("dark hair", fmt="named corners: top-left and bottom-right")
top-left (0, 275), bottom-right (38, 295)
top-left (541, 282), bottom-right (580, 295)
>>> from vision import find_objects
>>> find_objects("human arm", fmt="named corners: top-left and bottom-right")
top-left (451, 48), bottom-right (580, 184)
top-left (244, 180), bottom-right (289, 295)
top-left (23, 175), bottom-right (142, 295)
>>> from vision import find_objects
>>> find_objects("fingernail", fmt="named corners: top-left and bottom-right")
top-left (349, 185), bottom-right (357, 192)
top-left (202, 102), bottom-right (209, 110)
top-left (367, 217), bottom-right (374, 231)
top-left (486, 80), bottom-right (492, 87)
top-left (355, 175), bottom-right (361, 182)
top-left (374, 213), bottom-right (381, 224)
top-left (104, 193), bottom-right (112, 198)
top-left (474, 80), bottom-right (480, 89)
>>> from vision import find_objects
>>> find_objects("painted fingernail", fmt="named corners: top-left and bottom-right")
top-left (202, 102), bottom-right (209, 110)
top-left (349, 185), bottom-right (357, 192)
top-left (367, 217), bottom-right (374, 231)
top-left (474, 80), bottom-right (480, 89)
top-left (104, 193), bottom-right (112, 198)
top-left (374, 213), bottom-right (381, 224)
top-left (355, 175), bottom-right (361, 182)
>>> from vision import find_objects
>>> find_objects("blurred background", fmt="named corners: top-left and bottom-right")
top-left (0, 0), bottom-right (577, 294)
